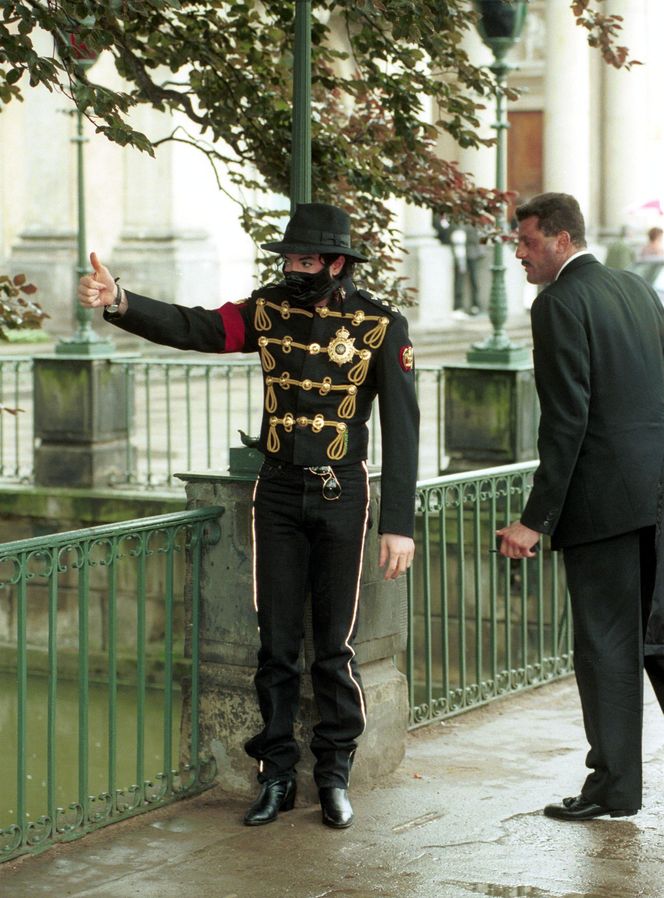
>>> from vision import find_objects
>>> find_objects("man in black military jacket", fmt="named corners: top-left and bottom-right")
top-left (79, 203), bottom-right (419, 830)
top-left (497, 193), bottom-right (664, 821)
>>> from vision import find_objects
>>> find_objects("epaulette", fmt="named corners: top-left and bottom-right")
top-left (354, 288), bottom-right (403, 318)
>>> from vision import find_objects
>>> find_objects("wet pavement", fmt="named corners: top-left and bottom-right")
top-left (2, 677), bottom-right (663, 898)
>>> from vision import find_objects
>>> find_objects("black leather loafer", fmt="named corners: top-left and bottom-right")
top-left (319, 787), bottom-right (354, 829)
top-left (243, 777), bottom-right (296, 826)
top-left (544, 795), bottom-right (638, 821)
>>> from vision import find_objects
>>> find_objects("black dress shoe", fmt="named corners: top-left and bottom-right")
top-left (319, 787), bottom-right (354, 829)
top-left (243, 777), bottom-right (296, 826)
top-left (544, 795), bottom-right (638, 821)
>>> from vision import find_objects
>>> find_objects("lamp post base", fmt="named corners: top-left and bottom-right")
top-left (466, 339), bottom-right (531, 366)
top-left (56, 333), bottom-right (115, 356)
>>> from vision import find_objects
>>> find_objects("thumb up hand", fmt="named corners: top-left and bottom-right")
top-left (78, 251), bottom-right (117, 309)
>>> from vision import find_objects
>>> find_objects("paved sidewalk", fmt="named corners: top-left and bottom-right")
top-left (2, 677), bottom-right (663, 898)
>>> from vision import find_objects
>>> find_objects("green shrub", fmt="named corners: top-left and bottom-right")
top-left (0, 273), bottom-right (48, 339)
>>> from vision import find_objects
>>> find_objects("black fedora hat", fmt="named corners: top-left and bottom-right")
top-left (261, 202), bottom-right (368, 261)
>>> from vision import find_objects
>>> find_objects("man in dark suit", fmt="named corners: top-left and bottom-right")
top-left (496, 192), bottom-right (664, 821)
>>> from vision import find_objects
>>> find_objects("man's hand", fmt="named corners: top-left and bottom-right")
top-left (379, 534), bottom-right (415, 580)
top-left (495, 521), bottom-right (541, 559)
top-left (78, 252), bottom-right (117, 309)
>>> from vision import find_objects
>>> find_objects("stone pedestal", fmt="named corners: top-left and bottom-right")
top-left (33, 354), bottom-right (135, 487)
top-left (444, 362), bottom-right (539, 472)
top-left (177, 471), bottom-right (409, 805)
top-left (110, 231), bottom-right (219, 308)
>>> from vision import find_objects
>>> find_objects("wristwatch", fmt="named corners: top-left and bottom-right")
top-left (106, 285), bottom-right (124, 318)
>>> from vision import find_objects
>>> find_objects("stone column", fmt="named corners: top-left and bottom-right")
top-left (110, 104), bottom-right (219, 306)
top-left (543, 0), bottom-right (592, 215)
top-left (177, 471), bottom-right (409, 805)
top-left (402, 199), bottom-right (454, 331)
top-left (8, 32), bottom-right (77, 328)
top-left (457, 29), bottom-right (496, 193)
top-left (602, 0), bottom-right (650, 230)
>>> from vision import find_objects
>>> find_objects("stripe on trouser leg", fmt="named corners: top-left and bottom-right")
top-left (343, 460), bottom-right (371, 736)
top-left (251, 474), bottom-right (261, 613)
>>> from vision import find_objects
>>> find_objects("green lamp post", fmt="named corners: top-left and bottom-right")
top-left (56, 33), bottom-right (114, 355)
top-left (290, 0), bottom-right (312, 211)
top-left (467, 0), bottom-right (528, 365)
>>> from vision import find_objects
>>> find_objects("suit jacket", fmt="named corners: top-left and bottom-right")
top-left (521, 254), bottom-right (664, 550)
top-left (106, 277), bottom-right (420, 537)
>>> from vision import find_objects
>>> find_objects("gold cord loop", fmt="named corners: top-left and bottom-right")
top-left (363, 317), bottom-right (389, 349)
top-left (254, 299), bottom-right (272, 332)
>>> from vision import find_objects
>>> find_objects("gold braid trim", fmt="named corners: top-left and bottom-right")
top-left (254, 299), bottom-right (272, 332)
top-left (254, 298), bottom-right (316, 331)
top-left (267, 415), bottom-right (348, 461)
top-left (265, 300), bottom-right (313, 320)
top-left (265, 372), bottom-right (292, 413)
top-left (264, 375), bottom-right (357, 418)
top-left (327, 426), bottom-right (348, 461)
top-left (348, 349), bottom-right (371, 385)
top-left (265, 380), bottom-right (277, 413)
top-left (337, 385), bottom-right (357, 419)
top-left (267, 420), bottom-right (280, 453)
top-left (258, 337), bottom-right (276, 372)
top-left (315, 307), bottom-right (390, 348)
top-left (363, 316), bottom-right (390, 349)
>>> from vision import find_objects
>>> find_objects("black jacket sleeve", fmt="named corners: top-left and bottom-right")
top-left (105, 290), bottom-right (246, 353)
top-left (375, 314), bottom-right (420, 537)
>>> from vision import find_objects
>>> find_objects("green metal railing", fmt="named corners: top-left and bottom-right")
top-left (0, 355), bottom-right (446, 486)
top-left (0, 355), bottom-right (32, 482)
top-left (0, 460), bottom-right (574, 862)
top-left (406, 462), bottom-right (573, 728)
top-left (0, 506), bottom-right (222, 863)
top-left (110, 356), bottom-right (265, 486)
top-left (110, 356), bottom-right (444, 484)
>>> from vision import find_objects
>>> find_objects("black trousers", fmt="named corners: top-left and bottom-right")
top-left (245, 459), bottom-right (370, 789)
top-left (563, 526), bottom-right (664, 810)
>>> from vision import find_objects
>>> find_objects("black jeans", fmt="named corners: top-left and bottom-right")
top-left (245, 459), bottom-right (371, 788)
top-left (563, 526), bottom-right (664, 810)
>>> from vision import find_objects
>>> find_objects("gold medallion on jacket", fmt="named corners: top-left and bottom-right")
top-left (327, 327), bottom-right (356, 366)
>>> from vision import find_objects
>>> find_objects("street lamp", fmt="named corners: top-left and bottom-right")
top-left (56, 33), bottom-right (114, 355)
top-left (467, 0), bottom-right (528, 365)
top-left (290, 0), bottom-right (312, 211)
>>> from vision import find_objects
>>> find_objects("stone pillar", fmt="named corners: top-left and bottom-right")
top-left (33, 355), bottom-right (135, 487)
top-left (457, 29), bottom-right (496, 193)
top-left (178, 471), bottom-right (409, 805)
top-left (543, 0), bottom-right (592, 215)
top-left (444, 362), bottom-right (539, 472)
top-left (8, 32), bottom-right (77, 329)
top-left (110, 105), bottom-right (219, 306)
top-left (602, 0), bottom-right (650, 230)
top-left (402, 199), bottom-right (454, 331)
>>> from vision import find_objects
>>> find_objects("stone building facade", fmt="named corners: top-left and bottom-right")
top-left (1, 1), bottom-right (662, 341)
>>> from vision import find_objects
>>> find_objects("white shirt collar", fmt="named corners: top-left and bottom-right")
top-left (555, 250), bottom-right (591, 281)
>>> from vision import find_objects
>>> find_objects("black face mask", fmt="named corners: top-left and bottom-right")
top-left (281, 266), bottom-right (341, 307)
